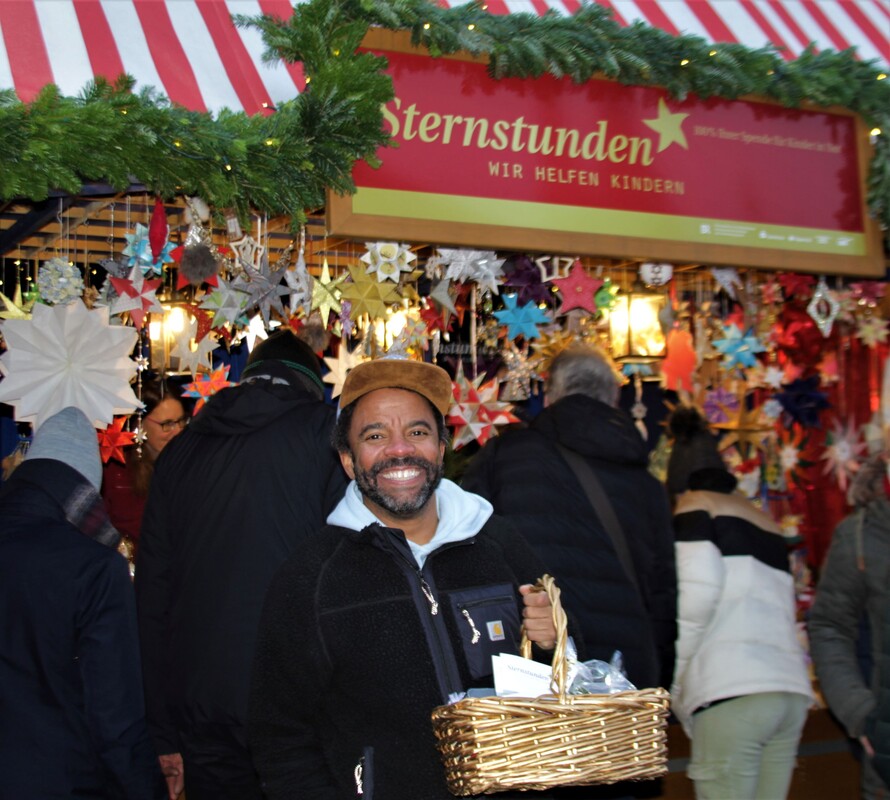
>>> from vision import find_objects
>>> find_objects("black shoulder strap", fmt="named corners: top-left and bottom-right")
top-left (555, 443), bottom-right (641, 597)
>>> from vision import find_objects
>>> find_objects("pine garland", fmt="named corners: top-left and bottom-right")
top-left (1, 0), bottom-right (887, 246)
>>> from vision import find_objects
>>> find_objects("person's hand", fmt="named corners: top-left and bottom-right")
top-left (158, 752), bottom-right (184, 800)
top-left (519, 584), bottom-right (557, 650)
top-left (860, 735), bottom-right (875, 758)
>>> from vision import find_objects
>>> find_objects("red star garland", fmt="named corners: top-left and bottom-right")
top-left (97, 416), bottom-right (136, 464)
top-left (551, 262), bottom-right (603, 314)
top-left (182, 365), bottom-right (235, 412)
top-left (446, 363), bottom-right (519, 450)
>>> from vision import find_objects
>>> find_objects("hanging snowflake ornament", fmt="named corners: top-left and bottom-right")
top-left (493, 294), bottom-right (550, 341)
top-left (98, 416), bottom-right (136, 464)
top-left (109, 266), bottom-right (163, 329)
top-left (36, 257), bottom-right (84, 305)
top-left (361, 241), bottom-right (416, 283)
top-left (712, 324), bottom-right (766, 370)
top-left (822, 418), bottom-right (866, 493)
top-left (323, 344), bottom-right (367, 399)
top-left (0, 300), bottom-right (140, 428)
top-left (856, 315), bottom-right (889, 348)
top-left (551, 262), bottom-right (603, 315)
top-left (233, 250), bottom-right (291, 328)
top-left (447, 362), bottom-right (520, 450)
top-left (181, 365), bottom-right (236, 413)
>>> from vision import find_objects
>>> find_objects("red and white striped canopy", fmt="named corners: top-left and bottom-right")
top-left (0, 0), bottom-right (887, 116)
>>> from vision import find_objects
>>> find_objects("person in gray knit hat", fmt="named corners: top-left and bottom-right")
top-left (0, 406), bottom-right (165, 798)
top-left (136, 329), bottom-right (347, 800)
top-left (666, 404), bottom-right (812, 800)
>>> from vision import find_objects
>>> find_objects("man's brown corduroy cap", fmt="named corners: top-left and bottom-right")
top-left (339, 358), bottom-right (453, 416)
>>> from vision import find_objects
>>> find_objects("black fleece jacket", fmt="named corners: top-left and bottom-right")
top-left (135, 371), bottom-right (348, 755)
top-left (462, 394), bottom-right (677, 690)
top-left (248, 516), bottom-right (555, 800)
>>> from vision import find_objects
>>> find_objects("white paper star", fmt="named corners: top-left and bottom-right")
top-left (170, 316), bottom-right (220, 377)
top-left (0, 301), bottom-right (140, 428)
top-left (322, 345), bottom-right (367, 398)
top-left (244, 314), bottom-right (270, 352)
top-left (361, 241), bottom-right (417, 283)
top-left (283, 250), bottom-right (314, 316)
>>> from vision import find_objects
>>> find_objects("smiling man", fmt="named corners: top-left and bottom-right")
top-left (248, 357), bottom-right (558, 800)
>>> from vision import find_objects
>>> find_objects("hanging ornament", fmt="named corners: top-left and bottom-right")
top-left (529, 329), bottom-right (576, 379)
top-left (630, 372), bottom-right (648, 440)
top-left (181, 365), bottom-right (236, 413)
top-left (339, 264), bottom-right (402, 321)
top-left (702, 386), bottom-right (740, 424)
top-left (148, 197), bottom-right (169, 261)
top-left (37, 257), bottom-right (84, 305)
top-left (109, 266), bottom-right (163, 329)
top-left (447, 362), bottom-right (520, 450)
top-left (502, 256), bottom-right (551, 306)
top-left (431, 249), bottom-right (505, 294)
top-left (856, 315), bottom-right (889, 348)
top-left (594, 278), bottom-right (619, 311)
top-left (123, 222), bottom-right (176, 276)
top-left (534, 255), bottom-right (574, 282)
top-left (199, 277), bottom-right (251, 328)
top-left (660, 328), bottom-right (697, 393)
top-left (492, 294), bottom-right (550, 341)
top-left (361, 241), bottom-right (417, 283)
top-left (806, 276), bottom-right (840, 337)
top-left (777, 272), bottom-right (816, 300)
top-left (499, 342), bottom-right (541, 402)
top-left (0, 287), bottom-right (31, 320)
top-left (639, 262), bottom-right (673, 288)
top-left (712, 324), bottom-right (766, 370)
top-left (97, 416), bottom-right (136, 464)
top-left (284, 247), bottom-right (314, 317)
top-left (709, 267), bottom-right (742, 300)
top-left (323, 344), bottom-right (367, 399)
top-left (821, 418), bottom-right (866, 492)
top-left (311, 260), bottom-right (347, 328)
top-left (170, 317), bottom-right (220, 377)
top-left (233, 251), bottom-right (291, 328)
top-left (775, 376), bottom-right (830, 428)
top-left (551, 262), bottom-right (603, 314)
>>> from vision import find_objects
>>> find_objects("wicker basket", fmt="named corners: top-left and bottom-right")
top-left (431, 575), bottom-right (670, 796)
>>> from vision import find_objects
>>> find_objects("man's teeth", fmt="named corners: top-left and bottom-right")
top-left (383, 468), bottom-right (421, 480)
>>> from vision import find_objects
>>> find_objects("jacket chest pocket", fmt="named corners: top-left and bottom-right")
top-left (448, 584), bottom-right (521, 680)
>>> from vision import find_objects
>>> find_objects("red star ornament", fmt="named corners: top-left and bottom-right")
top-left (446, 362), bottom-right (519, 450)
top-left (97, 416), bottom-right (136, 464)
top-left (109, 269), bottom-right (163, 329)
top-left (419, 300), bottom-right (451, 334)
top-left (186, 304), bottom-right (215, 343)
top-left (551, 263), bottom-right (603, 314)
top-left (182, 365), bottom-right (235, 413)
top-left (661, 329), bottom-right (697, 393)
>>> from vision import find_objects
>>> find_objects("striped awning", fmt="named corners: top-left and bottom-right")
top-left (0, 0), bottom-right (887, 115)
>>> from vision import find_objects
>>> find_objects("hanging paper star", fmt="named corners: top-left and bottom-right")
top-left (323, 345), bottom-right (367, 398)
top-left (760, 279), bottom-right (784, 306)
top-left (170, 317), bottom-right (220, 377)
top-left (552, 262), bottom-right (603, 314)
top-left (709, 267), bottom-right (742, 300)
top-left (284, 249), bottom-right (314, 316)
top-left (185, 303), bottom-right (215, 343)
top-left (777, 272), bottom-right (816, 300)
top-left (97, 416), bottom-right (136, 464)
top-left (419, 300), bottom-right (451, 334)
top-left (361, 241), bottom-right (417, 283)
top-left (594, 278), bottom-right (619, 311)
top-left (713, 398), bottom-right (773, 457)
top-left (500, 342), bottom-right (541, 402)
top-left (389, 316), bottom-right (428, 355)
top-left (712, 324), bottom-right (766, 370)
top-left (762, 398), bottom-right (783, 419)
top-left (762, 365), bottom-right (786, 390)
top-left (0, 301), bottom-right (140, 428)
top-left (503, 256), bottom-right (551, 306)
top-left (775, 376), bottom-right (830, 428)
top-left (311, 260), bottom-right (347, 328)
top-left (817, 351), bottom-right (840, 385)
top-left (777, 425), bottom-right (813, 489)
top-left (856, 316), bottom-right (889, 348)
top-left (535, 255), bottom-right (574, 282)
top-left (243, 314), bottom-right (270, 353)
top-left (339, 263), bottom-right (402, 321)
top-left (822, 419), bottom-right (866, 493)
top-left (199, 278), bottom-right (251, 328)
top-left (122, 223), bottom-right (175, 276)
top-left (660, 328), bottom-right (697, 393)
top-left (429, 278), bottom-right (458, 319)
top-left (229, 235), bottom-right (265, 271)
top-left (233, 251), bottom-right (291, 328)
top-left (97, 255), bottom-right (131, 280)
top-left (109, 266), bottom-right (163, 329)
top-left (529, 329), bottom-right (576, 378)
top-left (850, 281), bottom-right (886, 307)
top-left (432, 249), bottom-right (502, 288)
top-left (447, 362), bottom-right (520, 450)
top-left (702, 386), bottom-right (739, 424)
top-left (337, 301), bottom-right (355, 337)
top-left (181, 365), bottom-right (235, 413)
top-left (0, 288), bottom-right (30, 320)
top-left (493, 294), bottom-right (550, 341)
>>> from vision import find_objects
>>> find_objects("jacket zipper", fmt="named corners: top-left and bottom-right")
top-left (458, 594), bottom-right (513, 644)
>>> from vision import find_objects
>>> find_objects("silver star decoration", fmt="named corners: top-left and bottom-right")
top-left (429, 278), bottom-right (458, 318)
top-left (710, 267), bottom-right (743, 300)
top-left (199, 277), bottom-right (250, 327)
top-left (283, 249), bottom-right (314, 316)
top-left (436, 249), bottom-right (505, 290)
top-left (500, 343), bottom-right (540, 401)
top-left (233, 251), bottom-right (291, 328)
top-left (170, 317), bottom-right (220, 377)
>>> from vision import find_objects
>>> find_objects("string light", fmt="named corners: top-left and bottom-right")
top-left (680, 58), bottom-right (690, 66)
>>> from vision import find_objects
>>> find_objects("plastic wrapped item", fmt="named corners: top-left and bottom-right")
top-left (568, 651), bottom-right (637, 695)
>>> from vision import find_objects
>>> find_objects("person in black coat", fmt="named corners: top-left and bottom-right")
top-left (0, 406), bottom-right (165, 799)
top-left (462, 344), bottom-right (677, 692)
top-left (135, 331), bottom-right (349, 800)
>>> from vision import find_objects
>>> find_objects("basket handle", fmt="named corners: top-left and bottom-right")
top-left (519, 574), bottom-right (570, 699)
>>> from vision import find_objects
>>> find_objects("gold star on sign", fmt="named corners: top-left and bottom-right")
top-left (643, 98), bottom-right (690, 153)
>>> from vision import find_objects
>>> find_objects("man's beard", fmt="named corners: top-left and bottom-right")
top-left (353, 455), bottom-right (444, 519)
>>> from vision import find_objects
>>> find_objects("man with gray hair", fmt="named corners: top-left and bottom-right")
top-left (463, 344), bottom-right (677, 700)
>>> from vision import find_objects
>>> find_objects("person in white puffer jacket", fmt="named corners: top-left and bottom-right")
top-left (666, 405), bottom-right (814, 800)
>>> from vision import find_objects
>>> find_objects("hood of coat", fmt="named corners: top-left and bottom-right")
top-left (531, 393), bottom-right (648, 467)
top-left (189, 376), bottom-right (325, 437)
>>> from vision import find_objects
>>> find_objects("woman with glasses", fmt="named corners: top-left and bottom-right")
top-left (102, 378), bottom-right (188, 559)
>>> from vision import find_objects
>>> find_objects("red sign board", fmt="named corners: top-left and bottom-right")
top-left (328, 34), bottom-right (883, 276)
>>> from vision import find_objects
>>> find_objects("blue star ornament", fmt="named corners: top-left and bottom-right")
top-left (712, 324), bottom-right (766, 369)
top-left (493, 294), bottom-right (550, 341)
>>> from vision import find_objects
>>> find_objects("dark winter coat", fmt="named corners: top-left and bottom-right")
top-left (248, 516), bottom-right (554, 800)
top-left (135, 373), bottom-right (348, 755)
top-left (0, 459), bottom-right (164, 799)
top-left (462, 393), bottom-right (677, 689)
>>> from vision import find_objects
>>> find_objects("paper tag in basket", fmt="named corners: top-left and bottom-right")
top-left (492, 653), bottom-right (553, 697)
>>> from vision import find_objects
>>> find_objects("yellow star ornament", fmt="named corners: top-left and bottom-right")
top-left (339, 264), bottom-right (402, 321)
top-left (311, 260), bottom-right (347, 328)
top-left (643, 98), bottom-right (690, 153)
